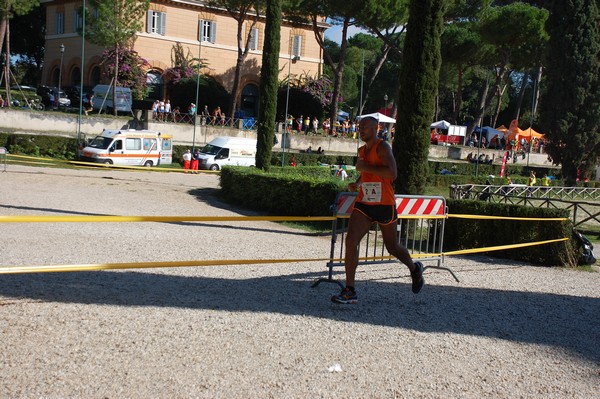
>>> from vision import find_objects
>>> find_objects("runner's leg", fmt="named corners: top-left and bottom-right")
top-left (344, 210), bottom-right (373, 287)
top-left (379, 221), bottom-right (417, 273)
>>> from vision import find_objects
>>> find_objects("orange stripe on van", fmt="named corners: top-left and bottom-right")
top-left (103, 154), bottom-right (160, 158)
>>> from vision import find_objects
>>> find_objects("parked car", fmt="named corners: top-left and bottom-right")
top-left (63, 86), bottom-right (83, 106)
top-left (37, 85), bottom-right (71, 108)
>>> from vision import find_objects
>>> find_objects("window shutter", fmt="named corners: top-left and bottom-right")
top-left (160, 12), bottom-right (166, 35)
top-left (56, 12), bottom-right (64, 34)
top-left (250, 28), bottom-right (258, 50)
top-left (73, 10), bottom-right (78, 32)
top-left (293, 35), bottom-right (302, 56)
top-left (198, 20), bottom-right (204, 41)
top-left (147, 11), bottom-right (152, 33)
top-left (210, 21), bottom-right (217, 43)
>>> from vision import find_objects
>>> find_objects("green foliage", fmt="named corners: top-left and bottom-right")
top-left (164, 43), bottom-right (205, 84)
top-left (270, 151), bottom-right (357, 168)
top-left (256, 0), bottom-right (282, 170)
top-left (395, 0), bottom-right (446, 195)
top-left (0, 133), bottom-right (78, 160)
top-left (539, 0), bottom-right (600, 185)
top-left (8, 4), bottom-right (44, 85)
top-left (100, 48), bottom-right (150, 99)
top-left (219, 166), bottom-right (342, 216)
top-left (445, 199), bottom-right (576, 267)
top-left (85, 0), bottom-right (149, 48)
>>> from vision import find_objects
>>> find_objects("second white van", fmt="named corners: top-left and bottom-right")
top-left (92, 84), bottom-right (133, 113)
top-left (198, 137), bottom-right (257, 170)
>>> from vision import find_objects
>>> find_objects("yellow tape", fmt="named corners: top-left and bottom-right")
top-left (0, 238), bottom-right (569, 275)
top-left (0, 215), bottom-right (336, 223)
top-left (443, 237), bottom-right (569, 256)
top-left (447, 214), bottom-right (568, 221)
top-left (0, 257), bottom-right (332, 275)
top-left (7, 154), bottom-right (216, 174)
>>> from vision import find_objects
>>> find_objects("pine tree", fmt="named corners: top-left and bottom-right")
top-left (540, 0), bottom-right (600, 185)
top-left (394, 0), bottom-right (446, 194)
top-left (255, 0), bottom-right (281, 170)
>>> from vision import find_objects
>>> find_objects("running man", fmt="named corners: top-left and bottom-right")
top-left (331, 116), bottom-right (424, 304)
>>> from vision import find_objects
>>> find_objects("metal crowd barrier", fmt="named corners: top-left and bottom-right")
top-left (313, 192), bottom-right (458, 288)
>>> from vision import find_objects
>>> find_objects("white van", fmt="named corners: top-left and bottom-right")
top-left (81, 129), bottom-right (172, 167)
top-left (198, 137), bottom-right (257, 170)
top-left (91, 84), bottom-right (133, 113)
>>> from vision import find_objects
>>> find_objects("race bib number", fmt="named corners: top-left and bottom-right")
top-left (361, 182), bottom-right (382, 203)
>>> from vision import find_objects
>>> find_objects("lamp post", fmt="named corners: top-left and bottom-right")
top-left (77, 1), bottom-right (86, 155)
top-left (57, 44), bottom-right (65, 108)
top-left (282, 52), bottom-right (299, 167)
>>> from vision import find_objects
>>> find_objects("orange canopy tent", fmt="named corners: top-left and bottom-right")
top-left (520, 127), bottom-right (544, 141)
top-left (495, 124), bottom-right (544, 143)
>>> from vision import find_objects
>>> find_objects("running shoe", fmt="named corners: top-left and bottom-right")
top-left (411, 261), bottom-right (425, 294)
top-left (331, 287), bottom-right (358, 304)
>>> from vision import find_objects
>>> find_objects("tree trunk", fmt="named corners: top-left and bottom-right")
top-left (491, 81), bottom-right (508, 128)
top-left (467, 76), bottom-right (490, 137)
top-left (229, 12), bottom-right (256, 118)
top-left (513, 71), bottom-right (529, 121)
top-left (3, 16), bottom-right (11, 106)
top-left (327, 16), bottom-right (350, 135)
top-left (490, 67), bottom-right (509, 128)
top-left (360, 44), bottom-right (391, 114)
top-left (532, 65), bottom-right (543, 116)
top-left (452, 63), bottom-right (464, 124)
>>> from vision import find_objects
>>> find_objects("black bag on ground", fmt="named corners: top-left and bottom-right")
top-left (572, 230), bottom-right (596, 265)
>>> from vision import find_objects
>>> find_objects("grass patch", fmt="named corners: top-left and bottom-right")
top-left (278, 220), bottom-right (333, 235)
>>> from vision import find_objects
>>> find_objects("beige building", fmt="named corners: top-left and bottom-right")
top-left (40, 0), bottom-right (327, 117)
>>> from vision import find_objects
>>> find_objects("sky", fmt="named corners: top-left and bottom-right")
top-left (324, 24), bottom-right (371, 44)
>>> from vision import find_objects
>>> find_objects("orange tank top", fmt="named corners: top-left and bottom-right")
top-left (357, 140), bottom-right (396, 205)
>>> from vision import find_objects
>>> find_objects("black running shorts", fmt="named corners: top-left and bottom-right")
top-left (353, 202), bottom-right (398, 225)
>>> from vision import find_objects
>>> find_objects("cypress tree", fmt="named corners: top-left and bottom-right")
top-left (255, 0), bottom-right (282, 170)
top-left (394, 0), bottom-right (446, 194)
top-left (539, 0), bottom-right (600, 185)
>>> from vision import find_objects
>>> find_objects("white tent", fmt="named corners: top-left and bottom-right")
top-left (357, 112), bottom-right (396, 123)
top-left (430, 120), bottom-right (451, 129)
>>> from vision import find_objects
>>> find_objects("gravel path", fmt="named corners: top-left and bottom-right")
top-left (1, 165), bottom-right (599, 398)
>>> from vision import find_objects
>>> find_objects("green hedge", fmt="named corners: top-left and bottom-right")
top-left (219, 166), bottom-right (347, 216)
top-left (445, 199), bottom-right (576, 266)
top-left (0, 133), bottom-right (78, 160)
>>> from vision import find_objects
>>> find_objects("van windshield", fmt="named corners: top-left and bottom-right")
top-left (201, 144), bottom-right (222, 155)
top-left (88, 136), bottom-right (114, 150)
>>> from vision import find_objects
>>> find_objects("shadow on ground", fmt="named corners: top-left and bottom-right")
top-left (1, 268), bottom-right (598, 364)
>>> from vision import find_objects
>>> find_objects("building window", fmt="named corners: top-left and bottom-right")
top-left (147, 11), bottom-right (166, 35)
top-left (90, 65), bottom-right (101, 86)
top-left (55, 12), bottom-right (64, 34)
top-left (292, 35), bottom-right (302, 57)
top-left (73, 10), bottom-right (83, 32)
top-left (146, 70), bottom-right (163, 100)
top-left (199, 20), bottom-right (217, 43)
top-left (249, 28), bottom-right (259, 51)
